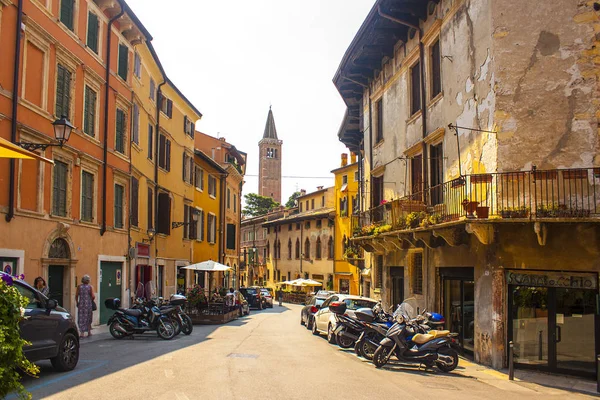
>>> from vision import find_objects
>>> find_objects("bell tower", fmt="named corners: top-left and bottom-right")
top-left (258, 106), bottom-right (282, 204)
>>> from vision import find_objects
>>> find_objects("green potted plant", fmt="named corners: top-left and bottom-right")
top-left (405, 211), bottom-right (427, 228)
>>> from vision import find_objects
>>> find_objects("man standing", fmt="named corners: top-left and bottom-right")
top-left (277, 288), bottom-right (283, 306)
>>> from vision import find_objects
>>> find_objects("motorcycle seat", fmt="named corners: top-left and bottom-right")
top-left (429, 330), bottom-right (450, 338)
top-left (411, 333), bottom-right (435, 344)
top-left (123, 309), bottom-right (143, 317)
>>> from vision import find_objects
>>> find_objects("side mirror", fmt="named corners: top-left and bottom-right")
top-left (314, 304), bottom-right (321, 310)
top-left (45, 299), bottom-right (58, 311)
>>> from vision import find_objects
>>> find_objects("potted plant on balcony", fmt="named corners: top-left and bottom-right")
top-left (373, 224), bottom-right (392, 236)
top-left (499, 206), bottom-right (530, 218)
top-left (419, 213), bottom-right (443, 228)
top-left (462, 199), bottom-right (479, 218)
top-left (536, 203), bottom-right (559, 218)
top-left (405, 211), bottom-right (427, 229)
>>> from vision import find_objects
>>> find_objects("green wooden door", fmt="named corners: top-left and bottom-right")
top-left (48, 265), bottom-right (64, 306)
top-left (100, 262), bottom-right (122, 324)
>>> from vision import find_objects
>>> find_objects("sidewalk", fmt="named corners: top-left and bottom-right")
top-left (79, 324), bottom-right (110, 345)
top-left (456, 358), bottom-right (598, 396)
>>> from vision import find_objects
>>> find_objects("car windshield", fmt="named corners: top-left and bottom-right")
top-left (245, 289), bottom-right (257, 295)
top-left (344, 299), bottom-right (376, 310)
top-left (261, 290), bottom-right (270, 296)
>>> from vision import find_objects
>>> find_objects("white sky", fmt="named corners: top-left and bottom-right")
top-left (127, 0), bottom-right (375, 205)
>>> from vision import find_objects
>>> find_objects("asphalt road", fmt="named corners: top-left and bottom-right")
top-left (15, 304), bottom-right (592, 400)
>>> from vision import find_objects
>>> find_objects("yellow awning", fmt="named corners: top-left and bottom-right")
top-left (0, 137), bottom-right (54, 164)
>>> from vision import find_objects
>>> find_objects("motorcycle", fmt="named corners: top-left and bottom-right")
top-left (353, 306), bottom-right (394, 360)
top-left (105, 298), bottom-right (177, 340)
top-left (372, 298), bottom-right (459, 372)
top-left (138, 295), bottom-right (193, 336)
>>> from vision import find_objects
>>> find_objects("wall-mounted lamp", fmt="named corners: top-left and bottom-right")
top-left (172, 210), bottom-right (199, 229)
top-left (143, 228), bottom-right (156, 243)
top-left (16, 116), bottom-right (74, 151)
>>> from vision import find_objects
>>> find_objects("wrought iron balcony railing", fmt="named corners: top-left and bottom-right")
top-left (352, 167), bottom-right (600, 235)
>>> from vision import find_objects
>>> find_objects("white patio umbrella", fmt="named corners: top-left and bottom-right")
top-left (182, 261), bottom-right (232, 299)
top-left (299, 279), bottom-right (322, 287)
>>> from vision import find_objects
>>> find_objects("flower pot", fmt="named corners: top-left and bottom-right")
top-left (470, 174), bottom-right (493, 184)
top-left (462, 201), bottom-right (479, 218)
top-left (475, 206), bottom-right (489, 219)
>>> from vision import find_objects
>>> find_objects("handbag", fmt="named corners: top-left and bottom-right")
top-left (92, 301), bottom-right (97, 311)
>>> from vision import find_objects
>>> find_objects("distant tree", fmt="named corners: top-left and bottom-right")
top-left (285, 191), bottom-right (302, 208)
top-left (243, 193), bottom-right (279, 217)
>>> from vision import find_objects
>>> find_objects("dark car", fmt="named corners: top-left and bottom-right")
top-left (300, 295), bottom-right (328, 330)
top-left (2, 272), bottom-right (80, 371)
top-left (239, 287), bottom-right (263, 310)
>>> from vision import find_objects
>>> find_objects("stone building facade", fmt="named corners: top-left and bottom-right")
top-left (335, 0), bottom-right (600, 377)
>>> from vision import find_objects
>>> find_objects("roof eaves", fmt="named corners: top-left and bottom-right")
top-left (194, 149), bottom-right (227, 174)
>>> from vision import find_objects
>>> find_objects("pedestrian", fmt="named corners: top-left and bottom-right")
top-left (277, 288), bottom-right (283, 306)
top-left (33, 276), bottom-right (49, 297)
top-left (76, 275), bottom-right (95, 338)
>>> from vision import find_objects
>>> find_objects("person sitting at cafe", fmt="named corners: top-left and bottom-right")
top-left (225, 288), bottom-right (235, 311)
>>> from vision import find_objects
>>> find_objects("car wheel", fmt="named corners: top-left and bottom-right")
top-left (301, 314), bottom-right (305, 326)
top-left (311, 319), bottom-right (320, 335)
top-left (50, 332), bottom-right (79, 372)
top-left (327, 324), bottom-right (337, 345)
top-left (306, 316), bottom-right (313, 330)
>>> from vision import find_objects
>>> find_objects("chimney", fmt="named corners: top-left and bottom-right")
top-left (300, 189), bottom-right (306, 196)
top-left (350, 152), bottom-right (356, 164)
top-left (341, 153), bottom-right (348, 167)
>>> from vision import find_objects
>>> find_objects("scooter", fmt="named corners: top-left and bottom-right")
top-left (105, 298), bottom-right (177, 340)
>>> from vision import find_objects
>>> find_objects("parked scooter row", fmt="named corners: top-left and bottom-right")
top-left (323, 298), bottom-right (460, 372)
top-left (105, 294), bottom-right (192, 340)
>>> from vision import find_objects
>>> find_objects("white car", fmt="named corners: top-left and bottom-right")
top-left (311, 294), bottom-right (378, 344)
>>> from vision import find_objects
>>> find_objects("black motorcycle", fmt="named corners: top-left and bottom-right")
top-left (353, 306), bottom-right (394, 360)
top-left (143, 295), bottom-right (193, 336)
top-left (372, 299), bottom-right (459, 371)
top-left (105, 298), bottom-right (177, 340)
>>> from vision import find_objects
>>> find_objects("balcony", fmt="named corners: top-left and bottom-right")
top-left (352, 168), bottom-right (600, 248)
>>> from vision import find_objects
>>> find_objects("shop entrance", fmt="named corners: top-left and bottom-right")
top-left (440, 267), bottom-right (474, 355)
top-left (508, 271), bottom-right (598, 377)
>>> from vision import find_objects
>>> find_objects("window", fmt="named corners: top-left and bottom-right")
top-left (411, 154), bottom-right (423, 201)
top-left (342, 175), bottom-right (348, 185)
top-left (81, 171), bottom-right (94, 222)
top-left (430, 39), bottom-right (441, 98)
top-left (352, 196), bottom-right (358, 215)
top-left (354, 170), bottom-right (359, 181)
top-left (305, 200), bottom-right (309, 211)
top-left (288, 224), bottom-right (292, 231)
top-left (158, 134), bottom-right (171, 171)
top-left (183, 205), bottom-right (196, 240)
top-left (227, 188), bottom-right (231, 209)
top-left (295, 239), bottom-right (300, 259)
top-left (430, 142), bottom-right (444, 205)
top-left (147, 124), bottom-right (153, 160)
top-left (305, 221), bottom-right (310, 229)
top-left (115, 108), bottom-right (126, 154)
top-left (340, 196), bottom-right (348, 217)
top-left (376, 99), bottom-right (383, 142)
top-left (60, 0), bottom-right (74, 31)
top-left (375, 255), bottom-right (383, 288)
top-left (266, 241), bottom-right (270, 258)
top-left (118, 44), bottom-right (128, 81)
top-left (196, 209), bottom-right (204, 241)
top-left (311, 199), bottom-right (314, 209)
top-left (52, 161), bottom-right (68, 217)
top-left (15, 284), bottom-right (40, 309)
top-left (226, 224), bottom-right (236, 250)
top-left (182, 153), bottom-right (194, 184)
top-left (304, 238), bottom-right (310, 259)
top-left (131, 177), bottom-right (139, 227)
top-left (316, 220), bottom-right (322, 228)
top-left (296, 223), bottom-right (300, 230)
top-left (183, 116), bottom-right (195, 137)
top-left (149, 78), bottom-right (156, 102)
top-left (299, 203), bottom-right (302, 212)
top-left (233, 194), bottom-right (237, 213)
top-left (288, 239), bottom-right (292, 259)
top-left (207, 214), bottom-right (216, 244)
top-left (328, 237), bottom-right (333, 259)
top-left (132, 104), bottom-right (140, 145)
top-left (159, 94), bottom-right (173, 118)
top-left (411, 252), bottom-right (423, 294)
top-left (83, 85), bottom-right (97, 137)
top-left (55, 64), bottom-right (71, 119)
top-left (411, 61), bottom-right (421, 115)
top-left (321, 196), bottom-right (325, 207)
top-left (147, 187), bottom-right (153, 230)
top-left (134, 52), bottom-right (141, 79)
top-left (208, 175), bottom-right (217, 197)
top-left (114, 184), bottom-right (124, 229)
top-left (195, 166), bottom-right (203, 190)
top-left (157, 192), bottom-right (171, 235)
top-left (266, 148), bottom-right (274, 158)
top-left (87, 12), bottom-right (99, 53)
top-left (316, 237), bottom-right (322, 259)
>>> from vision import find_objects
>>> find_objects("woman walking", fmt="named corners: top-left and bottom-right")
top-left (76, 275), bottom-right (95, 338)
top-left (34, 276), bottom-right (49, 297)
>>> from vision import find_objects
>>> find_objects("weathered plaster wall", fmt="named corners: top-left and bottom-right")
top-left (493, 0), bottom-right (600, 170)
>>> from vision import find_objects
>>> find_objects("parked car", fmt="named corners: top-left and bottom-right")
top-left (2, 272), bottom-right (80, 371)
top-left (301, 295), bottom-right (328, 329)
top-left (239, 287), bottom-right (263, 310)
top-left (259, 288), bottom-right (274, 308)
top-left (315, 290), bottom-right (336, 297)
top-left (311, 294), bottom-right (377, 344)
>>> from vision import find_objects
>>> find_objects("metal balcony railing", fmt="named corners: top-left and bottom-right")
top-left (352, 167), bottom-right (600, 234)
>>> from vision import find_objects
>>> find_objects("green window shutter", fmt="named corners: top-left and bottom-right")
top-left (60, 0), bottom-right (74, 31)
top-left (55, 65), bottom-right (71, 119)
top-left (84, 86), bottom-right (96, 137)
top-left (118, 44), bottom-right (128, 81)
top-left (53, 161), bottom-right (67, 216)
top-left (81, 171), bottom-right (94, 222)
top-left (87, 13), bottom-right (99, 53)
top-left (115, 109), bottom-right (125, 153)
top-left (114, 184), bottom-right (124, 229)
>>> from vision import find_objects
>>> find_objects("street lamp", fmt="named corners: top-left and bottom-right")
top-left (16, 116), bottom-right (74, 151)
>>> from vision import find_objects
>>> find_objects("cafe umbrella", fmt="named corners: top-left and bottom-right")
top-left (181, 260), bottom-right (232, 296)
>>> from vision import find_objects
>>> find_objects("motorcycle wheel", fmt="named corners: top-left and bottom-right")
top-left (360, 339), bottom-right (376, 361)
top-left (181, 314), bottom-right (193, 335)
top-left (172, 317), bottom-right (182, 336)
top-left (336, 333), bottom-right (355, 349)
top-left (109, 321), bottom-right (127, 339)
top-left (157, 320), bottom-right (176, 340)
top-left (373, 346), bottom-right (391, 368)
top-left (354, 340), bottom-right (365, 357)
top-left (436, 347), bottom-right (459, 372)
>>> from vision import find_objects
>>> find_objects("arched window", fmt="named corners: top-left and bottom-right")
top-left (304, 238), bottom-right (310, 259)
top-left (316, 237), bottom-right (322, 259)
top-left (295, 238), bottom-right (300, 259)
top-left (49, 238), bottom-right (70, 259)
top-left (288, 239), bottom-right (292, 259)
top-left (328, 237), bottom-right (334, 259)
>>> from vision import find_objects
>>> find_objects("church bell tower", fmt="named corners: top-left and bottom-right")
top-left (258, 106), bottom-right (282, 204)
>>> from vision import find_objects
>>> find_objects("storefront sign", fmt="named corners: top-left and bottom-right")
top-left (136, 243), bottom-right (150, 258)
top-left (506, 270), bottom-right (597, 289)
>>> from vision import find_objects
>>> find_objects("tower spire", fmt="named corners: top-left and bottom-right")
top-left (263, 107), bottom-right (278, 140)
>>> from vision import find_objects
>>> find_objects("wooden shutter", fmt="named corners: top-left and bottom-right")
top-left (166, 139), bottom-right (171, 171)
top-left (226, 224), bottom-right (236, 250)
top-left (131, 177), bottom-right (139, 227)
top-left (182, 152), bottom-right (187, 182)
top-left (147, 124), bottom-right (153, 160)
top-left (132, 104), bottom-right (139, 144)
top-left (147, 187), bottom-right (153, 230)
top-left (87, 13), bottom-right (99, 53)
top-left (118, 44), bottom-right (128, 81)
top-left (157, 193), bottom-right (171, 235)
top-left (411, 62), bottom-right (421, 115)
top-left (189, 208), bottom-right (197, 240)
top-left (431, 40), bottom-right (441, 98)
top-left (150, 79), bottom-right (155, 101)
top-left (198, 210), bottom-right (204, 241)
top-left (84, 86), bottom-right (96, 137)
top-left (60, 0), bottom-right (74, 30)
top-left (158, 134), bottom-right (166, 168)
top-left (81, 171), bottom-right (93, 222)
top-left (114, 184), bottom-right (124, 229)
top-left (166, 99), bottom-right (173, 118)
top-left (55, 65), bottom-right (71, 119)
top-left (53, 161), bottom-right (67, 216)
top-left (190, 123), bottom-right (195, 138)
top-left (184, 116), bottom-right (188, 134)
top-left (115, 109), bottom-right (125, 153)
top-left (183, 205), bottom-right (189, 239)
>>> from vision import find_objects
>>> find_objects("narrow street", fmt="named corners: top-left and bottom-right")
top-left (17, 304), bottom-right (593, 400)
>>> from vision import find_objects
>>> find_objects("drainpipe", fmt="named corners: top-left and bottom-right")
top-left (6, 0), bottom-right (24, 223)
top-left (237, 180), bottom-right (243, 289)
top-left (299, 221), bottom-right (303, 275)
top-left (101, 1), bottom-right (125, 235)
top-left (126, 67), bottom-right (135, 304)
top-left (218, 173), bottom-right (227, 265)
top-left (367, 87), bottom-right (374, 208)
top-left (154, 81), bottom-right (166, 283)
